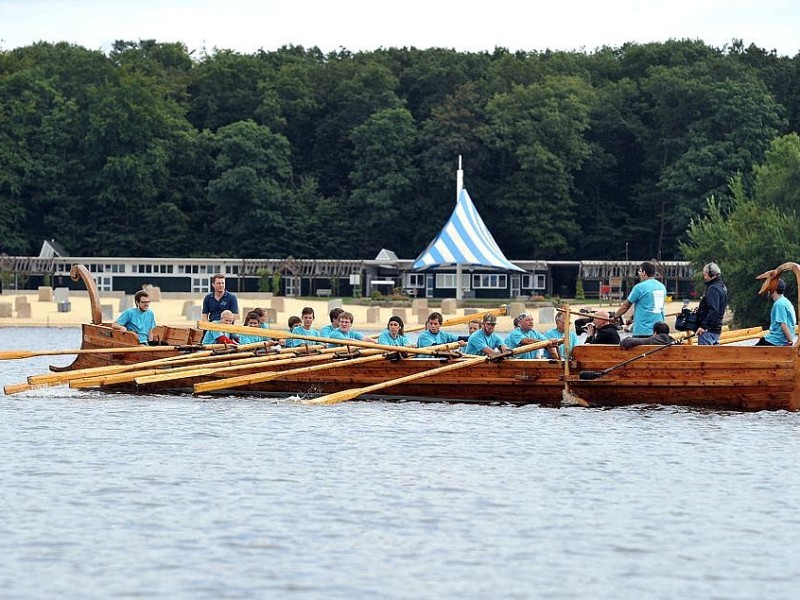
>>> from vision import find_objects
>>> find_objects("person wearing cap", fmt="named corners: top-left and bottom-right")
top-left (695, 262), bottom-right (728, 345)
top-left (464, 313), bottom-right (509, 356)
top-left (756, 279), bottom-right (797, 346)
top-left (584, 311), bottom-right (621, 344)
top-left (612, 261), bottom-right (666, 337)
top-left (504, 312), bottom-right (556, 359)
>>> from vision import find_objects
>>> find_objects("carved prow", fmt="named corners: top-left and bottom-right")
top-left (70, 264), bottom-right (103, 325)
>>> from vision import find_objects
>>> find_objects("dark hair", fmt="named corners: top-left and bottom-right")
top-left (288, 315), bottom-right (301, 329)
top-left (426, 311), bottom-right (444, 325)
top-left (212, 273), bottom-right (225, 282)
top-left (777, 279), bottom-right (787, 293)
top-left (301, 306), bottom-right (314, 317)
top-left (252, 307), bottom-right (265, 317)
top-left (653, 321), bottom-right (670, 335)
top-left (640, 261), bottom-right (656, 277)
top-left (134, 290), bottom-right (150, 304)
top-left (388, 315), bottom-right (405, 335)
top-left (245, 310), bottom-right (261, 324)
top-left (329, 307), bottom-right (344, 322)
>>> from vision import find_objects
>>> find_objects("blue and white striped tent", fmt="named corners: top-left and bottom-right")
top-left (412, 189), bottom-right (524, 272)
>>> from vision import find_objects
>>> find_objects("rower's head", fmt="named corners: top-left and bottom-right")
top-left (554, 312), bottom-right (565, 332)
top-left (515, 312), bottom-right (533, 331)
top-left (245, 311), bottom-right (260, 328)
top-left (388, 315), bottom-right (404, 336)
top-left (426, 312), bottom-right (444, 334)
top-left (301, 306), bottom-right (315, 328)
top-left (134, 290), bottom-right (151, 312)
top-left (220, 310), bottom-right (236, 325)
top-left (252, 307), bottom-right (266, 323)
top-left (338, 311), bottom-right (354, 332)
top-left (329, 307), bottom-right (344, 326)
top-left (481, 313), bottom-right (498, 333)
top-left (467, 319), bottom-right (481, 334)
top-left (288, 315), bottom-right (301, 330)
top-left (212, 273), bottom-right (226, 293)
top-left (653, 321), bottom-right (670, 335)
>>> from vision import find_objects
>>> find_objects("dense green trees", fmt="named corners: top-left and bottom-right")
top-left (1, 39), bottom-right (799, 262)
top-left (681, 134), bottom-right (800, 327)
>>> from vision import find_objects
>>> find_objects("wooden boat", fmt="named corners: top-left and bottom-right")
top-left (35, 263), bottom-right (800, 412)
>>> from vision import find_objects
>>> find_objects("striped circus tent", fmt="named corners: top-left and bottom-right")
top-left (412, 189), bottom-right (524, 272)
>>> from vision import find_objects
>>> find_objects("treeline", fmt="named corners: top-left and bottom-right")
top-left (1, 39), bottom-right (798, 262)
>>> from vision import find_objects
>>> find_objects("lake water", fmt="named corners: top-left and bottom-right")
top-left (2, 327), bottom-right (800, 599)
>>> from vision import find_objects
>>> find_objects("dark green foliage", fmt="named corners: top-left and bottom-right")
top-left (1, 39), bottom-right (799, 264)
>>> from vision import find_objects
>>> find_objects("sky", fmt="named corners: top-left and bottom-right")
top-left (2, 0), bottom-right (799, 58)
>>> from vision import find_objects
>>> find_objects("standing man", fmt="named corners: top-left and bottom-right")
top-left (202, 273), bottom-right (239, 322)
top-left (613, 261), bottom-right (667, 337)
top-left (695, 262), bottom-right (728, 345)
top-left (112, 290), bottom-right (156, 344)
top-left (756, 279), bottom-right (797, 346)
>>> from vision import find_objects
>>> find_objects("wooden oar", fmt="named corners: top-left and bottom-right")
top-left (193, 341), bottom-right (462, 394)
top-left (71, 345), bottom-right (330, 389)
top-left (0, 343), bottom-right (231, 361)
top-left (4, 342), bottom-right (304, 395)
top-left (403, 306), bottom-right (508, 333)
top-left (192, 349), bottom-right (394, 394)
top-left (306, 338), bottom-right (559, 406)
top-left (3, 346), bottom-right (238, 395)
top-left (134, 346), bottom-right (347, 386)
top-left (197, 321), bottom-right (464, 356)
top-left (577, 333), bottom-right (696, 380)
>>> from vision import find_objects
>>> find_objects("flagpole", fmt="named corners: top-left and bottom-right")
top-left (456, 156), bottom-right (464, 301)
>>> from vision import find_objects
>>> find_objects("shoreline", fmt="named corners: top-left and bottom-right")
top-left (0, 291), bottom-right (693, 335)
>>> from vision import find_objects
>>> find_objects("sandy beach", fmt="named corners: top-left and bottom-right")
top-left (0, 289), bottom-right (691, 335)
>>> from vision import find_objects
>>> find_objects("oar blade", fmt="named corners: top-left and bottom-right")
top-left (306, 389), bottom-right (365, 405)
top-left (0, 351), bottom-right (36, 360)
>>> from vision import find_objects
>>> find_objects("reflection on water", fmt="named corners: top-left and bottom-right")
top-left (2, 328), bottom-right (800, 599)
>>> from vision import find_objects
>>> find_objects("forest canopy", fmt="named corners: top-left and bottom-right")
top-left (1, 38), bottom-right (799, 263)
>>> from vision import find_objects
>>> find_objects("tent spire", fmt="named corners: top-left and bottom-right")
top-left (456, 156), bottom-right (464, 300)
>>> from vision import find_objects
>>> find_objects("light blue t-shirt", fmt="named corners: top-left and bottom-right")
top-left (503, 327), bottom-right (548, 359)
top-left (115, 307), bottom-right (156, 344)
top-left (765, 295), bottom-right (797, 346)
top-left (544, 327), bottom-right (579, 359)
top-left (627, 278), bottom-right (667, 336)
top-left (327, 329), bottom-right (364, 347)
top-left (464, 330), bottom-right (506, 356)
top-left (378, 330), bottom-right (408, 347)
top-left (320, 324), bottom-right (337, 338)
top-left (286, 326), bottom-right (320, 348)
top-left (201, 321), bottom-right (237, 345)
top-left (416, 329), bottom-right (460, 348)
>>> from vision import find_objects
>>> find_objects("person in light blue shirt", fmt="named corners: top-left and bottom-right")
top-left (544, 312), bottom-right (580, 359)
top-left (238, 311), bottom-right (274, 345)
top-left (320, 307), bottom-right (344, 339)
top-left (378, 316), bottom-right (409, 347)
top-left (416, 312), bottom-right (463, 348)
top-left (503, 312), bottom-right (553, 359)
top-left (757, 279), bottom-right (797, 346)
top-left (112, 290), bottom-right (157, 344)
top-left (613, 261), bottom-right (667, 337)
top-left (464, 314), bottom-right (508, 356)
top-left (287, 306), bottom-right (321, 348)
top-left (326, 311), bottom-right (375, 345)
top-left (201, 310), bottom-right (239, 345)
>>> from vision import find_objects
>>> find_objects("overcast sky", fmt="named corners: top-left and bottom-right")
top-left (3, 0), bottom-right (799, 57)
